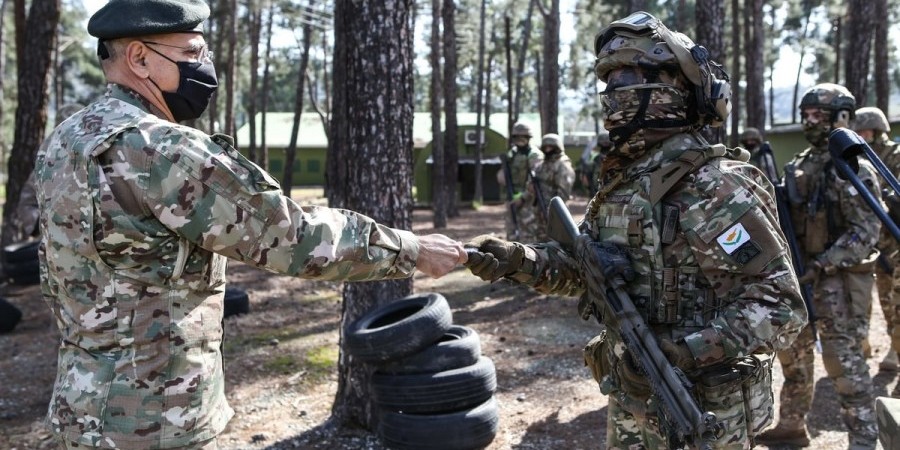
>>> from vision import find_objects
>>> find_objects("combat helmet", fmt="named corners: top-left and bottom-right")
top-left (593, 11), bottom-right (731, 128)
top-left (596, 130), bottom-right (612, 148)
top-left (740, 127), bottom-right (762, 143)
top-left (798, 83), bottom-right (856, 124)
top-left (853, 106), bottom-right (890, 134)
top-left (540, 133), bottom-right (565, 153)
top-left (512, 122), bottom-right (533, 138)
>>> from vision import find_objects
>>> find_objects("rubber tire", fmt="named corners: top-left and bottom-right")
top-left (0, 297), bottom-right (23, 333)
top-left (377, 325), bottom-right (481, 374)
top-left (372, 356), bottom-right (497, 414)
top-left (224, 287), bottom-right (250, 318)
top-left (6, 259), bottom-right (40, 285)
top-left (377, 396), bottom-right (499, 450)
top-left (345, 293), bottom-right (453, 363)
top-left (4, 240), bottom-right (39, 264)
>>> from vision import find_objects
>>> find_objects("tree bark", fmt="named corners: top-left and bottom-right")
top-left (329, 0), bottom-right (416, 430)
top-left (695, 0), bottom-right (725, 143)
top-left (744, 0), bottom-right (765, 131)
top-left (3, 0), bottom-right (60, 248)
top-left (729, 0), bottom-right (741, 147)
top-left (430, 0), bottom-right (446, 227)
top-left (247, 2), bottom-right (262, 164)
top-left (0, 0), bottom-right (8, 151)
top-left (874, 0), bottom-right (889, 113)
top-left (505, 16), bottom-right (513, 139)
top-left (513, 0), bottom-right (535, 122)
top-left (473, 0), bottom-right (487, 204)
top-left (791, 3), bottom-right (813, 124)
top-left (844, 0), bottom-right (875, 104)
top-left (260, 2), bottom-right (275, 171)
top-left (442, 0), bottom-right (460, 217)
top-left (284, 24), bottom-right (313, 196)
top-left (539, 0), bottom-right (559, 135)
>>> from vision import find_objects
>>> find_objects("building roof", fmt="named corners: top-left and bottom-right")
top-left (235, 112), bottom-right (546, 149)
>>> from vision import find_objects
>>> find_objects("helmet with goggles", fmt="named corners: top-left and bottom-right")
top-left (594, 11), bottom-right (731, 128)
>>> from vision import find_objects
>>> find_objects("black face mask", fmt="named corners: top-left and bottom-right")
top-left (146, 46), bottom-right (218, 122)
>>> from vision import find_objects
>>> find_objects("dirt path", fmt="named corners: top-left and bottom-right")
top-left (0, 196), bottom-right (896, 449)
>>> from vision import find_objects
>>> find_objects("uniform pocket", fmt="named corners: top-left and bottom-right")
top-left (739, 354), bottom-right (775, 437)
top-left (697, 366), bottom-right (748, 445)
top-left (50, 346), bottom-right (114, 436)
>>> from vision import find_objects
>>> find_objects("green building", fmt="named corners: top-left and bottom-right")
top-left (235, 112), bottom-right (566, 205)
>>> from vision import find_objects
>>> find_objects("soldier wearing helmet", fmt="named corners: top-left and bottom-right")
top-left (757, 85), bottom-right (881, 449)
top-left (580, 130), bottom-right (611, 196)
top-left (463, 12), bottom-right (805, 449)
top-left (739, 127), bottom-right (766, 170)
top-left (853, 106), bottom-right (900, 374)
top-left (520, 133), bottom-right (575, 241)
top-left (499, 121), bottom-right (544, 241)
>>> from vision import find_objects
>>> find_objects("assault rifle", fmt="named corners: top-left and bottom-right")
top-left (500, 154), bottom-right (520, 240)
top-left (546, 196), bottom-right (719, 450)
top-left (757, 142), bottom-right (822, 353)
top-left (528, 169), bottom-right (549, 220)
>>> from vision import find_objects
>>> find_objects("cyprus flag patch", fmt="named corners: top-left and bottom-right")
top-left (717, 223), bottom-right (750, 255)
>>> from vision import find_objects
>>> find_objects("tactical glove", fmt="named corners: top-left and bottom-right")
top-left (660, 338), bottom-right (697, 371)
top-left (797, 257), bottom-right (835, 285)
top-left (464, 235), bottom-right (527, 282)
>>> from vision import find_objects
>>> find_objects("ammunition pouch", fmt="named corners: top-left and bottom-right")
top-left (583, 330), bottom-right (611, 385)
top-left (802, 209), bottom-right (830, 254)
top-left (696, 354), bottom-right (774, 442)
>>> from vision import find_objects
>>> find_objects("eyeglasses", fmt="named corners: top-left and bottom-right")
top-left (142, 40), bottom-right (213, 62)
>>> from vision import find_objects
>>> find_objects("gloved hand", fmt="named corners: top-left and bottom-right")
top-left (660, 338), bottom-right (696, 371)
top-left (464, 235), bottom-right (526, 282)
top-left (590, 240), bottom-right (636, 282)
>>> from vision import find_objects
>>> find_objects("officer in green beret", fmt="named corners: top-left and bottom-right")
top-left (39, 1), bottom-right (467, 449)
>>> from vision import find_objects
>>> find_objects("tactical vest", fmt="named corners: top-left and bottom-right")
top-left (585, 145), bottom-right (746, 330)
top-left (507, 145), bottom-right (542, 193)
top-left (784, 148), bottom-right (842, 255)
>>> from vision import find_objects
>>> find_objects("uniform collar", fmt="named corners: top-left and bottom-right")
top-left (107, 83), bottom-right (169, 120)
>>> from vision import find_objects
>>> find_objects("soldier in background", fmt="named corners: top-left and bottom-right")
top-left (499, 122), bottom-right (543, 241)
top-left (39, 1), bottom-right (466, 449)
top-left (520, 133), bottom-right (575, 241)
top-left (580, 130), bottom-right (611, 196)
top-left (853, 106), bottom-right (900, 373)
top-left (465, 12), bottom-right (806, 449)
top-left (740, 127), bottom-right (765, 171)
top-left (757, 84), bottom-right (881, 450)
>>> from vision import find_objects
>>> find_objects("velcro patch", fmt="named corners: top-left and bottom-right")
top-left (732, 241), bottom-right (762, 266)
top-left (716, 223), bottom-right (750, 255)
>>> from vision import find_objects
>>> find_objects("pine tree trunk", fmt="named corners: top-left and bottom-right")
top-left (729, 0), bottom-right (741, 147)
top-left (473, 0), bottom-right (486, 204)
top-left (442, 0), bottom-right (460, 217)
top-left (844, 0), bottom-right (876, 104)
top-left (514, 0), bottom-right (535, 122)
top-left (224, 0), bottom-right (237, 138)
top-left (2, 0), bottom-right (60, 248)
top-left (875, 0), bottom-right (889, 113)
top-left (0, 0), bottom-right (8, 147)
top-left (696, 0), bottom-right (725, 143)
top-left (247, 4), bottom-right (262, 164)
top-left (745, 0), bottom-right (765, 131)
top-left (430, 0), bottom-right (446, 227)
top-left (540, 0), bottom-right (559, 135)
top-left (260, 2), bottom-right (275, 171)
top-left (329, 0), bottom-right (415, 429)
top-left (284, 25), bottom-right (313, 196)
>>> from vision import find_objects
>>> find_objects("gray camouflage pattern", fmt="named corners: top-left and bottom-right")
top-left (870, 133), bottom-right (900, 356)
top-left (36, 85), bottom-right (420, 449)
top-left (504, 145), bottom-right (543, 241)
top-left (521, 153), bottom-right (575, 241)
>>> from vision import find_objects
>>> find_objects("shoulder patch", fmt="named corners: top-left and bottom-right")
top-left (731, 240), bottom-right (762, 265)
top-left (717, 223), bottom-right (750, 254)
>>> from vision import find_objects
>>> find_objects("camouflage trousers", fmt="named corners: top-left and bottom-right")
top-left (506, 201), bottom-right (542, 243)
top-left (56, 437), bottom-right (218, 449)
top-left (605, 355), bottom-right (774, 450)
top-left (775, 271), bottom-right (877, 445)
top-left (875, 261), bottom-right (900, 353)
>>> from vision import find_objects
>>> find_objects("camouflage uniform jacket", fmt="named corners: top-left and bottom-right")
top-left (505, 144), bottom-right (543, 194)
top-left (35, 85), bottom-right (419, 449)
top-left (524, 153), bottom-right (575, 204)
top-left (785, 144), bottom-right (881, 269)
top-left (507, 133), bottom-right (807, 405)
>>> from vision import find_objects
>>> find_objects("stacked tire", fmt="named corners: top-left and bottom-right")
top-left (3, 239), bottom-right (40, 286)
top-left (346, 293), bottom-right (499, 450)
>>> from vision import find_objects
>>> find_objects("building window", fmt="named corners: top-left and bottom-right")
top-left (308, 160), bottom-right (320, 173)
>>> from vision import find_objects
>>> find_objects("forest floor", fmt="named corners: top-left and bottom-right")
top-left (0, 191), bottom-right (897, 450)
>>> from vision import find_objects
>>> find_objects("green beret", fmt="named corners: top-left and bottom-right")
top-left (88, 0), bottom-right (210, 40)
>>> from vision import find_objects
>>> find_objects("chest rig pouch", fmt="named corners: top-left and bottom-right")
top-left (587, 144), bottom-right (735, 327)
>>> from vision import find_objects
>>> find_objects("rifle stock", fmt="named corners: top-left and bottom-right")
top-left (529, 169), bottom-right (549, 219)
top-left (759, 142), bottom-right (821, 353)
top-left (501, 154), bottom-right (520, 240)
top-left (547, 196), bottom-right (718, 450)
